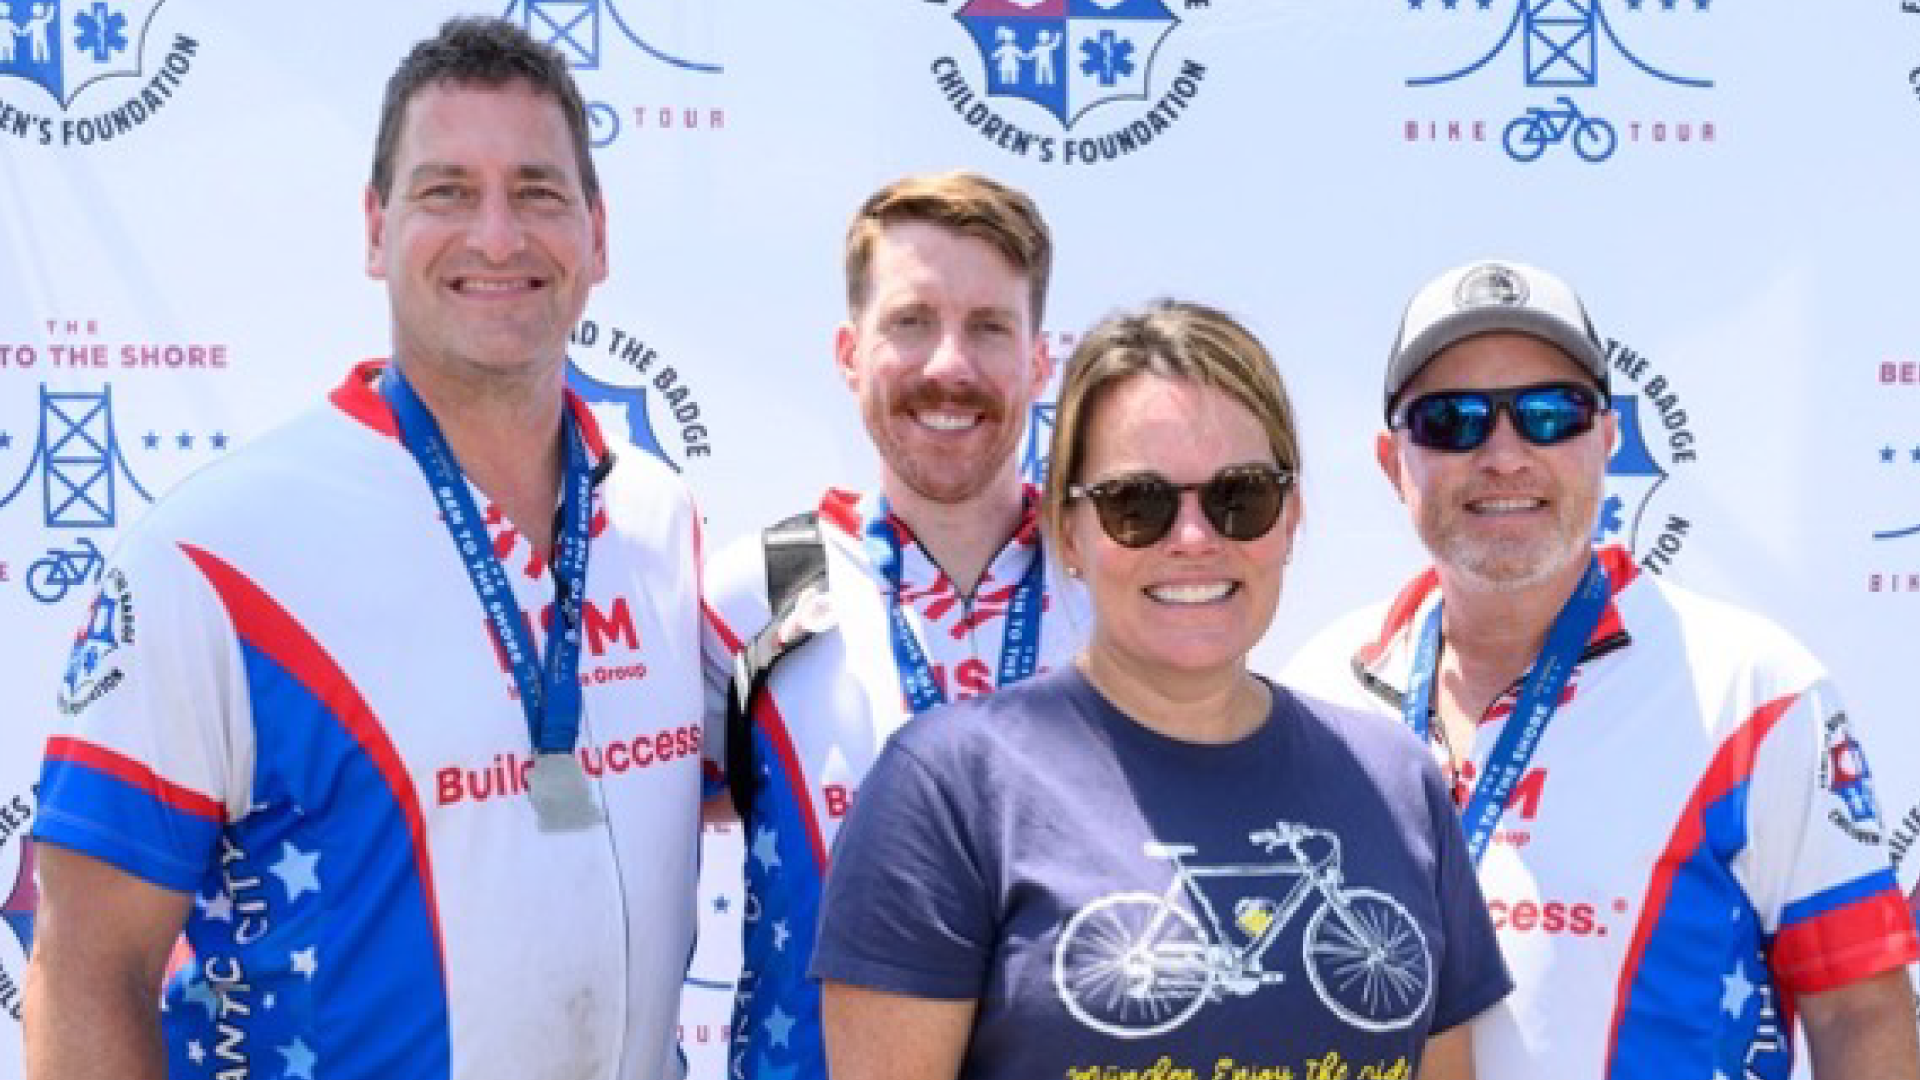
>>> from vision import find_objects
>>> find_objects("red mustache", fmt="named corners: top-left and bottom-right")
top-left (894, 383), bottom-right (1006, 423)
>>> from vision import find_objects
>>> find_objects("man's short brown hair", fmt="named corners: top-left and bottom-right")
top-left (844, 172), bottom-right (1052, 328)
top-left (369, 16), bottom-right (600, 206)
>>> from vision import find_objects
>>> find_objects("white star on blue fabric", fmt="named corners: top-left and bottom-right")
top-left (197, 891), bottom-right (234, 923)
top-left (270, 841), bottom-right (322, 901)
top-left (772, 920), bottom-right (791, 952)
top-left (765, 1004), bottom-right (796, 1048)
top-left (291, 946), bottom-right (319, 978)
top-left (1721, 960), bottom-right (1755, 1017)
top-left (279, 1038), bottom-right (318, 1080)
top-left (752, 826), bottom-right (782, 871)
top-left (186, 1041), bottom-right (206, 1065)
top-left (182, 978), bottom-right (220, 1019)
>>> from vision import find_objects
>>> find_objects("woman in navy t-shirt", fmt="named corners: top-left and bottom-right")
top-left (812, 300), bottom-right (1510, 1080)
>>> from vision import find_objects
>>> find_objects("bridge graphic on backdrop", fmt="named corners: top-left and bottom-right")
top-left (1, 384), bottom-right (154, 526)
top-left (1408, 0), bottom-right (1711, 163)
top-left (1874, 519), bottom-right (1920, 542)
top-left (503, 0), bottom-right (722, 144)
top-left (1, 385), bottom-right (154, 603)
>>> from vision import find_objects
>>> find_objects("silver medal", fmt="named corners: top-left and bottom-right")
top-left (529, 752), bottom-right (604, 833)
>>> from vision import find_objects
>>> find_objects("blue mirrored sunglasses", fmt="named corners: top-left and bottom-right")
top-left (1393, 382), bottom-right (1605, 453)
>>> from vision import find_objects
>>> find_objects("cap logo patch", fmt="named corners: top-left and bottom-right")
top-left (1455, 264), bottom-right (1529, 310)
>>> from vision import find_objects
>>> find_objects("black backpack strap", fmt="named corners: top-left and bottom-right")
top-left (725, 511), bottom-right (827, 821)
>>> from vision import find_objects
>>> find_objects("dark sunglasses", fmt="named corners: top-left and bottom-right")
top-left (1066, 463), bottom-right (1294, 549)
top-left (1393, 382), bottom-right (1605, 453)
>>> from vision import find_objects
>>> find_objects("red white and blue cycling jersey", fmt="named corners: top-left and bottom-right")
top-left (34, 361), bottom-right (718, 1080)
top-left (702, 488), bottom-right (1091, 1080)
top-left (1283, 546), bottom-right (1920, 1080)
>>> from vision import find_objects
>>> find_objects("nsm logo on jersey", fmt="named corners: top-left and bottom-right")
top-left (929, 0), bottom-right (1211, 165)
top-left (1401, 0), bottom-right (1716, 164)
top-left (0, 0), bottom-right (199, 146)
top-left (1595, 336), bottom-right (1701, 575)
top-left (504, 0), bottom-right (723, 146)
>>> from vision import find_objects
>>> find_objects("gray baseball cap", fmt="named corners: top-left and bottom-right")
top-left (1384, 259), bottom-right (1609, 421)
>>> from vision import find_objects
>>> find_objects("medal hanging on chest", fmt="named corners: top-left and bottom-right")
top-left (529, 751), bottom-right (602, 831)
top-left (382, 365), bottom-right (605, 833)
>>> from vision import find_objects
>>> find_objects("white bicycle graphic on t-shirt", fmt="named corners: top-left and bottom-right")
top-left (1052, 821), bottom-right (1432, 1038)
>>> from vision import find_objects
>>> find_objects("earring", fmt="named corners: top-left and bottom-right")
top-left (1066, 565), bottom-right (1082, 578)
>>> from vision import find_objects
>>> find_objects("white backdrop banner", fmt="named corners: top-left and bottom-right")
top-left (2, 1), bottom-right (1916, 1077)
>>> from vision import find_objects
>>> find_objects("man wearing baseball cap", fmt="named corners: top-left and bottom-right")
top-left (1285, 259), bottom-right (1920, 1079)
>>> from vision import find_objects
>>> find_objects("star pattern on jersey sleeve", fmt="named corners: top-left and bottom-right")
top-left (270, 841), bottom-right (322, 901)
top-left (752, 825), bottom-right (783, 871)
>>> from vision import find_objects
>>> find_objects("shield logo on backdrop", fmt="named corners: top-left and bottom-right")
top-left (954, 0), bottom-right (1178, 129)
top-left (566, 360), bottom-right (675, 472)
top-left (1020, 402), bottom-right (1055, 488)
top-left (0, 0), bottom-right (168, 108)
top-left (1596, 393), bottom-right (1667, 550)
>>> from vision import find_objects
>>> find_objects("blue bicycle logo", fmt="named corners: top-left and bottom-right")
top-left (27, 537), bottom-right (104, 604)
top-left (1503, 96), bottom-right (1618, 163)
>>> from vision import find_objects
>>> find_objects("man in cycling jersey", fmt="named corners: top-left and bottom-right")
top-left (1285, 258), bottom-right (1919, 1080)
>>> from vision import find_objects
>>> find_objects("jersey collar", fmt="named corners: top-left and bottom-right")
top-left (1354, 545), bottom-right (1638, 705)
top-left (330, 358), bottom-right (612, 461)
top-left (820, 484), bottom-right (1045, 593)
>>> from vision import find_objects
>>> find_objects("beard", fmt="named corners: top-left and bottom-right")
top-left (866, 380), bottom-right (1024, 505)
top-left (1425, 493), bottom-right (1599, 594)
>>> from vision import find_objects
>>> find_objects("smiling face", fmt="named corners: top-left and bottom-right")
top-left (365, 78), bottom-right (606, 387)
top-left (1379, 331), bottom-right (1616, 594)
top-left (836, 220), bottom-right (1049, 509)
top-left (1062, 373), bottom-right (1297, 687)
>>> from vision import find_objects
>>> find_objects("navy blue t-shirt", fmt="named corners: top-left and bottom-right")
top-left (812, 667), bottom-right (1509, 1080)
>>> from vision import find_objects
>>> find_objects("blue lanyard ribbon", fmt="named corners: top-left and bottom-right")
top-left (381, 365), bottom-right (594, 755)
top-left (862, 495), bottom-right (1047, 714)
top-left (1401, 555), bottom-right (1608, 864)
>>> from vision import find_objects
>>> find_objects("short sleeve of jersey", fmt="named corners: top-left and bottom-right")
top-left (32, 530), bottom-right (251, 894)
top-left (809, 734), bottom-right (994, 999)
top-left (1421, 757), bottom-right (1515, 1031)
top-left (1743, 668), bottom-right (1920, 994)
